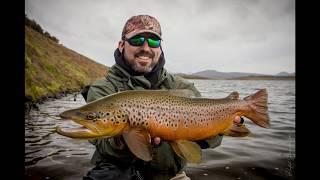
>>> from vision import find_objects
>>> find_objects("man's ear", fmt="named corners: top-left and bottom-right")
top-left (118, 41), bottom-right (124, 53)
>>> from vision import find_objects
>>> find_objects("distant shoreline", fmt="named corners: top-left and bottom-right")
top-left (178, 75), bottom-right (295, 80)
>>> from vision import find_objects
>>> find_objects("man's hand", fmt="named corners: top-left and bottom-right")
top-left (153, 116), bottom-right (244, 145)
top-left (233, 115), bottom-right (244, 126)
top-left (153, 137), bottom-right (161, 145)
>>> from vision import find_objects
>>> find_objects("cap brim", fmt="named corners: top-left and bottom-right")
top-left (125, 29), bottom-right (162, 40)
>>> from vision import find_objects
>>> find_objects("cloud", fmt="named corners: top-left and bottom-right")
top-left (25, 0), bottom-right (295, 74)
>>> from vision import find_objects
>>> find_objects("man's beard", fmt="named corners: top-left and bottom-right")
top-left (124, 50), bottom-right (157, 73)
top-left (129, 59), bottom-right (157, 73)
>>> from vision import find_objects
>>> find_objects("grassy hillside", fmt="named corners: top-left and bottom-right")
top-left (25, 26), bottom-right (108, 102)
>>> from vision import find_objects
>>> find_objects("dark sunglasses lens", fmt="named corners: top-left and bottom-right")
top-left (128, 36), bottom-right (160, 48)
top-left (147, 38), bottom-right (161, 48)
top-left (129, 37), bottom-right (145, 46)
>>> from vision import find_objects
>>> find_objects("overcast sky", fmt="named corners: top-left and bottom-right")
top-left (25, 0), bottom-right (295, 75)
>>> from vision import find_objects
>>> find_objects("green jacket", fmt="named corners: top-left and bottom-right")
top-left (86, 64), bottom-right (223, 179)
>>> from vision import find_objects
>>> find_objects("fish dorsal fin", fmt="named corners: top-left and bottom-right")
top-left (226, 91), bottom-right (239, 100)
top-left (167, 89), bottom-right (197, 98)
top-left (222, 123), bottom-right (251, 137)
top-left (122, 128), bottom-right (152, 161)
top-left (170, 140), bottom-right (202, 164)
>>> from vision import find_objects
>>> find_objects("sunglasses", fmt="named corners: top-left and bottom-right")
top-left (123, 35), bottom-right (161, 48)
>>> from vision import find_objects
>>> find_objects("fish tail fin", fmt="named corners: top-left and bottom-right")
top-left (243, 89), bottom-right (271, 128)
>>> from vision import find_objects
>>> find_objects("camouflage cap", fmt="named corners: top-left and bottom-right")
top-left (122, 15), bottom-right (162, 40)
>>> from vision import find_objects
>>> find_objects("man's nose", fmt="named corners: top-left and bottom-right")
top-left (141, 40), bottom-right (151, 51)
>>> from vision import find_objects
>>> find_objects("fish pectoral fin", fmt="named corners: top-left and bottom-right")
top-left (122, 128), bottom-right (152, 162)
top-left (170, 140), bottom-right (202, 164)
top-left (222, 124), bottom-right (251, 137)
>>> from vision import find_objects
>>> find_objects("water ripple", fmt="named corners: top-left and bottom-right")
top-left (25, 80), bottom-right (295, 179)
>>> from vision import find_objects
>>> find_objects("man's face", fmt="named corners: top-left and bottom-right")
top-left (118, 33), bottom-right (162, 73)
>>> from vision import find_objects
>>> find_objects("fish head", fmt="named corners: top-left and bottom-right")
top-left (57, 100), bottom-right (128, 139)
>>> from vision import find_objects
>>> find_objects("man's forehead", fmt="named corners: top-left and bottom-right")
top-left (134, 32), bottom-right (160, 39)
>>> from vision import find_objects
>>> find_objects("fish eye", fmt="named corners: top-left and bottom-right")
top-left (87, 112), bottom-right (96, 120)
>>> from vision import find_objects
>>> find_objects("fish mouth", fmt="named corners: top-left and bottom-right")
top-left (56, 125), bottom-right (100, 139)
top-left (56, 119), bottom-right (108, 139)
top-left (57, 110), bottom-right (109, 139)
top-left (57, 111), bottom-right (126, 139)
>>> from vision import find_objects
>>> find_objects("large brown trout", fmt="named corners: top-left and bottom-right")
top-left (57, 89), bottom-right (270, 163)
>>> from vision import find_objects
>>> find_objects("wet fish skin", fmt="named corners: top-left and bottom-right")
top-left (56, 89), bottom-right (270, 163)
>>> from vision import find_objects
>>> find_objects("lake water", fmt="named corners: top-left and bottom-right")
top-left (25, 80), bottom-right (295, 180)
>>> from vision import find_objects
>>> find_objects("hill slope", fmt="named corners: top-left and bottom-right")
top-left (188, 69), bottom-right (295, 80)
top-left (192, 70), bottom-right (266, 79)
top-left (25, 26), bottom-right (108, 102)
